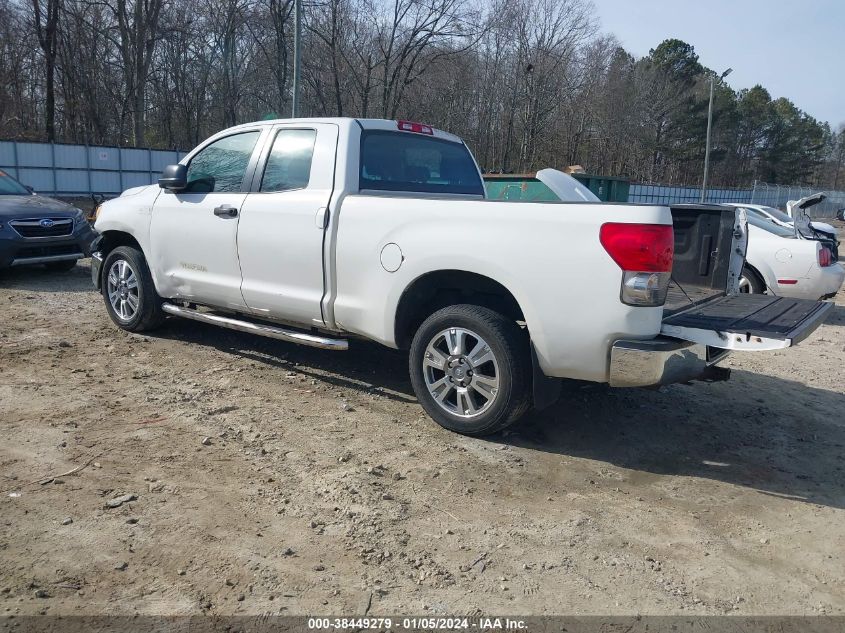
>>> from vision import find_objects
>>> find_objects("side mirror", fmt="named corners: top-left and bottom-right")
top-left (158, 164), bottom-right (187, 191)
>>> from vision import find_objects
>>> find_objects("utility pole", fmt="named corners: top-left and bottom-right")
top-left (701, 67), bottom-right (732, 203)
top-left (291, 0), bottom-right (302, 118)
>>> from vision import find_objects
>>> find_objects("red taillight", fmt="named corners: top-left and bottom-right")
top-left (397, 120), bottom-right (433, 135)
top-left (818, 246), bottom-right (833, 267)
top-left (599, 223), bottom-right (674, 272)
top-left (600, 223), bottom-right (674, 306)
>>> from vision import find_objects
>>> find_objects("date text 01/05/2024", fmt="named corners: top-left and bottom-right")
top-left (306, 617), bottom-right (527, 630)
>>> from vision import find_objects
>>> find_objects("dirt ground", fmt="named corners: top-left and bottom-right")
top-left (1, 258), bottom-right (844, 617)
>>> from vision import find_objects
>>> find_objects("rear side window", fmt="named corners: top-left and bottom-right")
top-left (359, 131), bottom-right (483, 196)
top-left (260, 129), bottom-right (317, 192)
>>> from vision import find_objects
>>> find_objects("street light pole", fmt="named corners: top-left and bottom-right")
top-left (700, 67), bottom-right (732, 203)
top-left (291, 0), bottom-right (302, 118)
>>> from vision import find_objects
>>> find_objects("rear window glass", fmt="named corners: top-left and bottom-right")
top-left (747, 212), bottom-right (794, 237)
top-left (758, 206), bottom-right (793, 223)
top-left (359, 131), bottom-right (483, 196)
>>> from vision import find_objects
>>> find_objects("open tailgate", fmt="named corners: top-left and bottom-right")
top-left (663, 203), bottom-right (832, 350)
top-left (662, 294), bottom-right (832, 350)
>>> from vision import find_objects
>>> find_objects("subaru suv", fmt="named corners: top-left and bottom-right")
top-left (0, 170), bottom-right (96, 271)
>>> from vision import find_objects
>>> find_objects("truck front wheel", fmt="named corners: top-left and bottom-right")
top-left (409, 304), bottom-right (531, 436)
top-left (101, 246), bottom-right (164, 332)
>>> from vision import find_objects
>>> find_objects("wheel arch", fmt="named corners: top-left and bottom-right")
top-left (93, 231), bottom-right (144, 286)
top-left (394, 269), bottom-right (525, 350)
top-left (742, 261), bottom-right (769, 293)
top-left (96, 230), bottom-right (143, 256)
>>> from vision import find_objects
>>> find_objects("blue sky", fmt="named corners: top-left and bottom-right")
top-left (592, 0), bottom-right (844, 129)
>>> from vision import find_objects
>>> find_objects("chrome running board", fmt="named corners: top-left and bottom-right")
top-left (161, 303), bottom-right (348, 351)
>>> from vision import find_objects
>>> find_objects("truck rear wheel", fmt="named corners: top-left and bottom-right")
top-left (409, 304), bottom-right (531, 436)
top-left (101, 246), bottom-right (164, 332)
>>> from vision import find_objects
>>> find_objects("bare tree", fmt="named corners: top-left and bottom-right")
top-left (106, 0), bottom-right (168, 144)
top-left (31, 0), bottom-right (62, 140)
top-left (1, 0), bottom-right (839, 190)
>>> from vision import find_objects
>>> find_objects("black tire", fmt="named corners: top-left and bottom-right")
top-left (101, 245), bottom-right (164, 332)
top-left (44, 259), bottom-right (77, 272)
top-left (409, 304), bottom-right (531, 436)
top-left (739, 265), bottom-right (765, 294)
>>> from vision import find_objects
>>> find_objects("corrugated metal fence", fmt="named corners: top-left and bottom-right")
top-left (629, 181), bottom-right (845, 219)
top-left (3, 139), bottom-right (844, 218)
top-left (0, 140), bottom-right (187, 196)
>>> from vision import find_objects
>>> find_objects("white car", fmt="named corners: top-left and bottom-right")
top-left (727, 202), bottom-right (838, 240)
top-left (740, 214), bottom-right (844, 300)
top-left (89, 119), bottom-right (833, 435)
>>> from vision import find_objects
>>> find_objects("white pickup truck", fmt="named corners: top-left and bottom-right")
top-left (91, 118), bottom-right (832, 435)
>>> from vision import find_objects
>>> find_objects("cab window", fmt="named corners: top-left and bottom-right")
top-left (260, 129), bottom-right (317, 192)
top-left (185, 131), bottom-right (261, 193)
top-left (359, 131), bottom-right (484, 196)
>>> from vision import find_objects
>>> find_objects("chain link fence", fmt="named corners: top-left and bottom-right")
top-left (750, 182), bottom-right (845, 219)
top-left (629, 181), bottom-right (845, 219)
top-left (628, 184), bottom-right (752, 206)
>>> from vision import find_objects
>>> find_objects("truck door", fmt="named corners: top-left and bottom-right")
top-left (149, 129), bottom-right (266, 310)
top-left (237, 123), bottom-right (338, 326)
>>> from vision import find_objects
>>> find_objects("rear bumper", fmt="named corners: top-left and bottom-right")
top-left (774, 262), bottom-right (844, 300)
top-left (816, 263), bottom-right (845, 299)
top-left (609, 336), bottom-right (730, 388)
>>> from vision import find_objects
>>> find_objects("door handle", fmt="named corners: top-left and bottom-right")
top-left (214, 204), bottom-right (238, 218)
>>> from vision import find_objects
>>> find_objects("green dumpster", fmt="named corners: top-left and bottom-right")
top-left (571, 174), bottom-right (630, 202)
top-left (483, 174), bottom-right (561, 201)
top-left (484, 173), bottom-right (629, 202)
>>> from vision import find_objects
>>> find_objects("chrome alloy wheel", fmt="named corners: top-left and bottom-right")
top-left (107, 259), bottom-right (140, 321)
top-left (738, 274), bottom-right (752, 293)
top-left (422, 327), bottom-right (500, 418)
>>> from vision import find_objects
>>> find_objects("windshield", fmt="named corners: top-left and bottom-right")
top-left (747, 212), bottom-right (794, 237)
top-left (0, 170), bottom-right (31, 195)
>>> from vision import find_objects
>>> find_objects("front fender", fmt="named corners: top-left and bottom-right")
top-left (93, 191), bottom-right (158, 288)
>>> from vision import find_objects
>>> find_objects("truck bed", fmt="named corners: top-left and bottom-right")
top-left (666, 204), bottom-right (741, 316)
